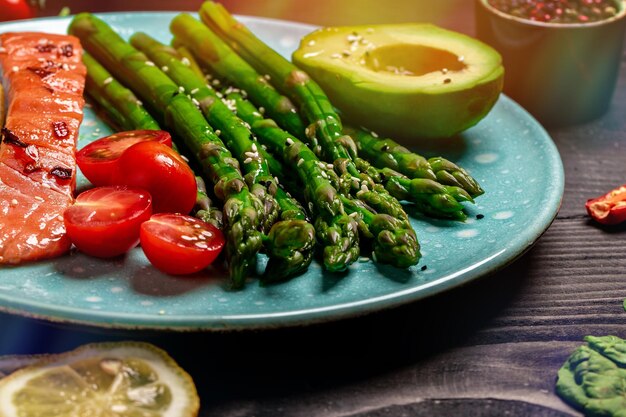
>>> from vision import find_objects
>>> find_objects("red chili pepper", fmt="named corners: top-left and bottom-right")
top-left (585, 184), bottom-right (626, 225)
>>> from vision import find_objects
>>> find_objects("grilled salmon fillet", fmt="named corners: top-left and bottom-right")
top-left (0, 32), bottom-right (86, 264)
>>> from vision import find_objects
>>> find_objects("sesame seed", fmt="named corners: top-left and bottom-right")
top-left (11, 199), bottom-right (18, 205)
top-left (330, 53), bottom-right (342, 59)
top-left (458, 55), bottom-right (465, 62)
top-left (251, 143), bottom-right (257, 152)
top-left (370, 131), bottom-right (379, 138)
top-left (12, 66), bottom-right (19, 72)
top-left (286, 138), bottom-right (294, 146)
top-left (243, 157), bottom-right (253, 164)
top-left (180, 154), bottom-right (189, 162)
top-left (297, 158), bottom-right (304, 167)
top-left (342, 50), bottom-right (351, 57)
top-left (62, 63), bottom-right (70, 71)
top-left (145, 61), bottom-right (155, 66)
top-left (443, 78), bottom-right (452, 84)
top-left (476, 214), bottom-right (484, 220)
top-left (136, 100), bottom-right (143, 105)
top-left (103, 77), bottom-right (113, 85)
top-left (442, 68), bottom-right (449, 74)
top-left (179, 86), bottom-right (185, 93)
top-left (327, 163), bottom-right (334, 170)
top-left (372, 251), bottom-right (378, 262)
top-left (360, 184), bottom-right (369, 192)
top-left (359, 256), bottom-right (370, 262)
top-left (190, 88), bottom-right (199, 94)
top-left (212, 78), bottom-right (221, 86)
top-left (264, 74), bottom-right (271, 80)
top-left (181, 57), bottom-right (191, 66)
top-left (161, 65), bottom-right (169, 72)
top-left (258, 107), bottom-right (265, 114)
top-left (35, 196), bottom-right (45, 202)
top-left (0, 47), bottom-right (6, 53)
top-left (192, 97), bottom-right (200, 106)
top-left (215, 129), bottom-right (221, 136)
top-left (195, 241), bottom-right (208, 248)
top-left (244, 151), bottom-right (257, 158)
top-left (349, 212), bottom-right (358, 218)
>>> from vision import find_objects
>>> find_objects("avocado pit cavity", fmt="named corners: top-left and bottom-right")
top-left (363, 44), bottom-right (467, 77)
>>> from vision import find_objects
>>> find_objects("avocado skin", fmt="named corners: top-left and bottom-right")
top-left (292, 24), bottom-right (504, 140)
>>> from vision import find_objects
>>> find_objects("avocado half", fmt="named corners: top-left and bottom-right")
top-left (292, 24), bottom-right (504, 140)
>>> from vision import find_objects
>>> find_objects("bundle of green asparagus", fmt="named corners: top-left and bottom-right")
top-left (68, 3), bottom-right (484, 287)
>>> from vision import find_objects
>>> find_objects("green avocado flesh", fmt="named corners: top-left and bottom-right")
top-left (292, 23), bottom-right (504, 140)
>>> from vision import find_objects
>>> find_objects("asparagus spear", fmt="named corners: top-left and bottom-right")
top-left (170, 13), bottom-right (306, 140)
top-left (83, 52), bottom-right (160, 131)
top-left (129, 32), bottom-right (315, 281)
top-left (346, 126), bottom-right (484, 198)
top-left (354, 157), bottom-right (472, 221)
top-left (228, 89), bottom-right (421, 269)
top-left (69, 12), bottom-right (264, 287)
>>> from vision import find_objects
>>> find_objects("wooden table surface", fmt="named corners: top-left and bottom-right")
top-left (1, 2), bottom-right (626, 416)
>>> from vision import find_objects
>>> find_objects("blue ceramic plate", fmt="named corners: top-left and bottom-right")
top-left (0, 13), bottom-right (564, 330)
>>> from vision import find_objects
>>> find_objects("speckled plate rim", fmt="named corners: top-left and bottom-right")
top-left (0, 12), bottom-right (564, 331)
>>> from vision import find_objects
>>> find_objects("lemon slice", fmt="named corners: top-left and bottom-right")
top-left (0, 342), bottom-right (199, 417)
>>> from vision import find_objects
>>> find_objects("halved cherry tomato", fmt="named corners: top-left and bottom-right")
top-left (140, 213), bottom-right (225, 275)
top-left (117, 141), bottom-right (197, 214)
top-left (0, 0), bottom-right (35, 22)
top-left (64, 186), bottom-right (152, 258)
top-left (76, 130), bottom-right (172, 186)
